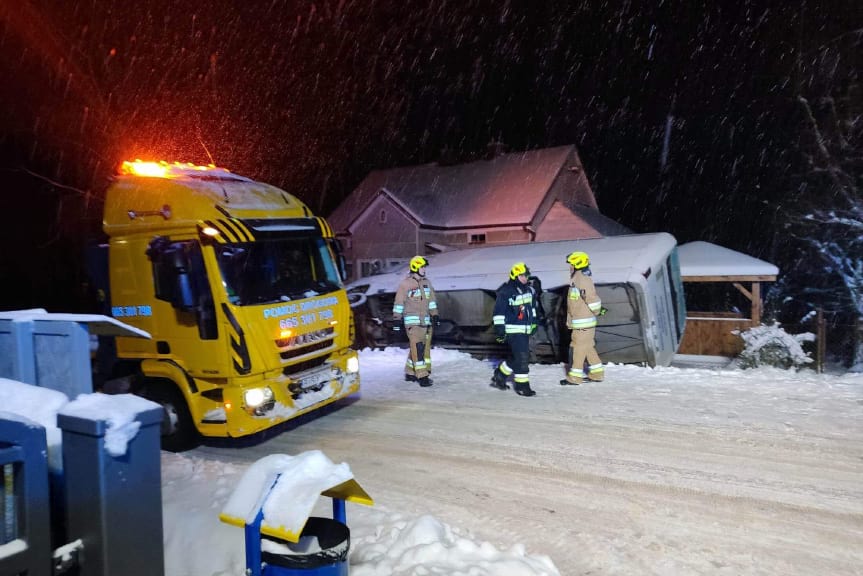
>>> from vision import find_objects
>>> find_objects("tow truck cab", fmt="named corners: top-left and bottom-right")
top-left (96, 161), bottom-right (359, 450)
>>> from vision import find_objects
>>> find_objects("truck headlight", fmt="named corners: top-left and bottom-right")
top-left (244, 387), bottom-right (274, 408)
top-left (346, 355), bottom-right (359, 374)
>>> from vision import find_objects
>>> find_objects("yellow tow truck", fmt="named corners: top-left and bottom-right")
top-left (92, 160), bottom-right (360, 450)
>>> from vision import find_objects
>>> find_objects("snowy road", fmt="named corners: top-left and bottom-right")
top-left (190, 348), bottom-right (863, 575)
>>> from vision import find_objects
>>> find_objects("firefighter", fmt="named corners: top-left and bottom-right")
top-left (392, 255), bottom-right (440, 387)
top-left (561, 251), bottom-right (606, 385)
top-left (490, 262), bottom-right (538, 397)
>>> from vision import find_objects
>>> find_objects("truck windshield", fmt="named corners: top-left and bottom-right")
top-left (214, 237), bottom-right (343, 305)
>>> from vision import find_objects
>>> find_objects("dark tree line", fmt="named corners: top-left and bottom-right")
top-left (770, 26), bottom-right (862, 369)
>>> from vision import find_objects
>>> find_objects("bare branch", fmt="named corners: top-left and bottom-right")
top-left (18, 168), bottom-right (89, 196)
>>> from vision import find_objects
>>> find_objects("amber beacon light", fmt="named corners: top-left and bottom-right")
top-left (119, 159), bottom-right (221, 179)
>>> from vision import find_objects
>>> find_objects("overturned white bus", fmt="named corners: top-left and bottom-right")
top-left (347, 232), bottom-right (686, 367)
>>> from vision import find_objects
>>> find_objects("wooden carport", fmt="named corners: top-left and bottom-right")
top-left (676, 242), bottom-right (779, 357)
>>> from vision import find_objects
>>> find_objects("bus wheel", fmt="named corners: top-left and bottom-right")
top-left (142, 382), bottom-right (199, 452)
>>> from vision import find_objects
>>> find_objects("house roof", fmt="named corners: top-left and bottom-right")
top-left (678, 241), bottom-right (779, 279)
top-left (329, 145), bottom-right (586, 231)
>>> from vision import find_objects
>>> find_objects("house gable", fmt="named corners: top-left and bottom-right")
top-left (534, 201), bottom-right (603, 241)
top-left (346, 193), bottom-right (418, 262)
top-left (530, 147), bottom-right (596, 231)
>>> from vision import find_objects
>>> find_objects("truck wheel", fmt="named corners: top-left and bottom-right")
top-left (143, 383), bottom-right (199, 452)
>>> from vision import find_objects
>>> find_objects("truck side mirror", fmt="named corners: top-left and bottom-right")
top-left (328, 238), bottom-right (348, 282)
top-left (147, 237), bottom-right (197, 310)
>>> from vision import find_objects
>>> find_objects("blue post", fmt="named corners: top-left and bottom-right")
top-left (245, 509), bottom-right (264, 576)
top-left (332, 498), bottom-right (346, 525)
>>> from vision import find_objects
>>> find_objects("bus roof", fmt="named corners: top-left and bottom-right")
top-left (349, 232), bottom-right (678, 293)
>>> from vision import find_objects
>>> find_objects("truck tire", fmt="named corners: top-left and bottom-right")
top-left (142, 382), bottom-right (199, 452)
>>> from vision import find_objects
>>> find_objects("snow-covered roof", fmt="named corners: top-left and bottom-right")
top-left (678, 241), bottom-right (778, 279)
top-left (329, 145), bottom-right (588, 231)
top-left (348, 232), bottom-right (677, 293)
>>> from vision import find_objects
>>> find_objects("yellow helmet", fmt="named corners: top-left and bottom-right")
top-left (509, 262), bottom-right (530, 280)
top-left (566, 251), bottom-right (590, 269)
top-left (409, 255), bottom-right (429, 273)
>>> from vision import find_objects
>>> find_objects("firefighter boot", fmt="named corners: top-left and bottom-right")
top-left (489, 369), bottom-right (510, 390)
top-left (515, 382), bottom-right (536, 397)
top-left (418, 376), bottom-right (432, 387)
top-left (559, 376), bottom-right (583, 386)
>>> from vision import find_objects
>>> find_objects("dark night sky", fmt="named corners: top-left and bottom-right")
top-left (0, 0), bottom-right (860, 312)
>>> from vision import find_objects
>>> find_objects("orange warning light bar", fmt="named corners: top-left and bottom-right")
top-left (119, 160), bottom-right (224, 179)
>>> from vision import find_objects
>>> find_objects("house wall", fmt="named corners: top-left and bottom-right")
top-left (427, 228), bottom-right (531, 248)
top-left (345, 195), bottom-right (418, 279)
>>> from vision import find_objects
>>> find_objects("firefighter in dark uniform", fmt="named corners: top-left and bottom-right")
top-left (490, 262), bottom-right (538, 397)
top-left (392, 255), bottom-right (440, 387)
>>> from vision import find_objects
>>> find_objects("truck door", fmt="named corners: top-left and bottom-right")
top-left (147, 237), bottom-right (224, 374)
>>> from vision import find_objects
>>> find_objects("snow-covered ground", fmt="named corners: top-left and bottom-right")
top-left (3, 346), bottom-right (861, 575)
top-left (170, 347), bottom-right (863, 576)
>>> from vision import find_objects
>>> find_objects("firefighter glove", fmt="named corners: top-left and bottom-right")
top-left (494, 325), bottom-right (506, 344)
top-left (433, 316), bottom-right (441, 328)
top-left (599, 307), bottom-right (608, 316)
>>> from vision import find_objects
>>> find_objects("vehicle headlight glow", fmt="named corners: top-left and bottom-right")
top-left (346, 355), bottom-right (359, 374)
top-left (244, 387), bottom-right (274, 408)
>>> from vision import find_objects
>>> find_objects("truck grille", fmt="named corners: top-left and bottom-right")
top-left (275, 326), bottom-right (335, 349)
top-left (282, 355), bottom-right (328, 376)
top-left (279, 338), bottom-right (333, 360)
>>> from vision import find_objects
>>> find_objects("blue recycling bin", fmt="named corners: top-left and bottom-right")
top-left (261, 516), bottom-right (350, 575)
top-left (247, 501), bottom-right (350, 576)
top-left (0, 310), bottom-right (150, 398)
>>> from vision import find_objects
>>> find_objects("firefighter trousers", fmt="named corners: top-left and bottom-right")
top-left (405, 325), bottom-right (432, 378)
top-left (568, 327), bottom-right (604, 381)
top-left (496, 333), bottom-right (531, 384)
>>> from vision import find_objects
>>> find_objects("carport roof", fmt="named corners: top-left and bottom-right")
top-left (678, 241), bottom-right (778, 280)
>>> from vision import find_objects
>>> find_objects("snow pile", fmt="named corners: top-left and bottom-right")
top-left (733, 323), bottom-right (814, 370)
top-left (350, 513), bottom-right (559, 576)
top-left (163, 450), bottom-right (561, 576)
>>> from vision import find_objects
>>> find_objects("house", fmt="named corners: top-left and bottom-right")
top-left (327, 145), bottom-right (631, 281)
